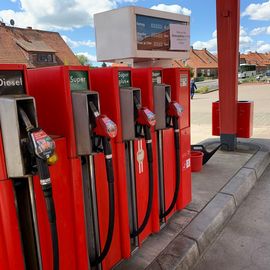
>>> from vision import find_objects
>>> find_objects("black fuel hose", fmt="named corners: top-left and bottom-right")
top-left (160, 117), bottom-right (180, 219)
top-left (90, 137), bottom-right (115, 267)
top-left (36, 158), bottom-right (59, 270)
top-left (130, 126), bottom-right (154, 238)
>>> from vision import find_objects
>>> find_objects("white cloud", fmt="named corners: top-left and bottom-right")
top-left (239, 26), bottom-right (253, 50)
top-left (192, 30), bottom-right (218, 52)
top-left (242, 1), bottom-right (270, 21)
top-left (193, 27), bottom-right (255, 53)
top-left (62, 35), bottom-right (95, 48)
top-left (250, 27), bottom-right (267, 36)
top-left (0, 0), bottom-right (117, 30)
top-left (193, 39), bottom-right (217, 52)
top-left (76, 52), bottom-right (97, 62)
top-left (257, 43), bottom-right (270, 52)
top-left (150, 4), bottom-right (191, 16)
top-left (117, 0), bottom-right (137, 2)
top-left (10, 0), bottom-right (17, 2)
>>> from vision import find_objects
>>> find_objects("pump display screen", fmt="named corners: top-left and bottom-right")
top-left (118, 71), bottom-right (131, 88)
top-left (152, 71), bottom-right (162, 85)
top-left (69, 71), bottom-right (89, 91)
top-left (136, 15), bottom-right (190, 51)
top-left (0, 70), bottom-right (25, 95)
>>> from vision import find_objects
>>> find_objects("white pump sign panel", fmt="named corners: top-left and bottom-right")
top-left (169, 24), bottom-right (190, 51)
top-left (94, 7), bottom-right (190, 63)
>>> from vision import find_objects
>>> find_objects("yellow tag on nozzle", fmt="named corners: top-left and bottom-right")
top-left (47, 152), bottom-right (58, 165)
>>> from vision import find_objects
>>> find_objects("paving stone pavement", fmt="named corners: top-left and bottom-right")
top-left (193, 164), bottom-right (270, 270)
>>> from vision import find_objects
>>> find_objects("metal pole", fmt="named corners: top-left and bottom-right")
top-left (128, 141), bottom-right (139, 248)
top-left (28, 176), bottom-right (43, 270)
top-left (157, 130), bottom-right (165, 224)
top-left (216, 0), bottom-right (240, 150)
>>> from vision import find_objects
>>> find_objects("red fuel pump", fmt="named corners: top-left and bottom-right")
top-left (163, 68), bottom-right (192, 209)
top-left (89, 67), bottom-right (160, 251)
top-left (27, 66), bottom-right (128, 270)
top-left (0, 64), bottom-right (74, 270)
top-left (132, 68), bottom-right (184, 223)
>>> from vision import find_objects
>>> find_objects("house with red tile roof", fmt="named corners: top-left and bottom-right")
top-left (175, 47), bottom-right (218, 78)
top-left (0, 23), bottom-right (80, 68)
top-left (240, 52), bottom-right (270, 73)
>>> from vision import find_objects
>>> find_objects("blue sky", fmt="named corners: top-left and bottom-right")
top-left (0, 0), bottom-right (270, 65)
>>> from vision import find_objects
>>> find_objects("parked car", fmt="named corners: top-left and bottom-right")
top-left (262, 70), bottom-right (270, 83)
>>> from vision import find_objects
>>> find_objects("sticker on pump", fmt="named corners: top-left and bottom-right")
top-left (174, 102), bottom-right (184, 115)
top-left (137, 139), bottom-right (144, 174)
top-left (143, 108), bottom-right (156, 126)
top-left (186, 158), bottom-right (191, 169)
top-left (31, 130), bottom-right (55, 160)
top-left (102, 116), bottom-right (117, 138)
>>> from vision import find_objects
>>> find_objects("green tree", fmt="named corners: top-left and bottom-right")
top-left (76, 54), bottom-right (90, 66)
top-left (101, 62), bottom-right (107, 67)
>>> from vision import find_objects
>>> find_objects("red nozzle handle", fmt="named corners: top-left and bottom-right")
top-left (167, 102), bottom-right (184, 118)
top-left (94, 115), bottom-right (117, 139)
top-left (137, 107), bottom-right (156, 127)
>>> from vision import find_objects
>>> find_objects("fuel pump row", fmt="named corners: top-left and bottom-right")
top-left (0, 64), bottom-right (191, 270)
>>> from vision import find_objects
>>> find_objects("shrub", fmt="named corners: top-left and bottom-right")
top-left (196, 86), bottom-right (209, 94)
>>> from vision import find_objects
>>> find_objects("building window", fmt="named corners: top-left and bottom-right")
top-left (207, 69), bottom-right (211, 76)
top-left (37, 53), bottom-right (54, 62)
top-left (201, 69), bottom-right (205, 75)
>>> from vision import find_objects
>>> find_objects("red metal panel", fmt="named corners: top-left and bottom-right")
top-left (133, 137), bottom-right (159, 243)
top-left (69, 158), bottom-right (89, 270)
top-left (216, 0), bottom-right (240, 136)
top-left (177, 127), bottom-right (192, 209)
top-left (212, 101), bottom-right (254, 138)
top-left (90, 67), bottom-right (132, 144)
top-left (0, 214), bottom-right (9, 269)
top-left (162, 128), bottom-right (177, 219)
top-left (27, 66), bottom-right (89, 158)
top-left (0, 180), bottom-right (25, 270)
top-left (237, 101), bottom-right (254, 138)
top-left (132, 67), bottom-right (162, 111)
top-left (163, 68), bottom-right (191, 129)
top-left (212, 101), bottom-right (220, 136)
top-left (34, 137), bottom-right (78, 270)
top-left (112, 143), bottom-right (132, 259)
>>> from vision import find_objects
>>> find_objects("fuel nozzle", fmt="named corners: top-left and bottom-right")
top-left (18, 107), bottom-right (57, 166)
top-left (165, 92), bottom-right (183, 129)
top-left (88, 101), bottom-right (117, 139)
top-left (133, 95), bottom-right (156, 139)
top-left (137, 107), bottom-right (156, 127)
